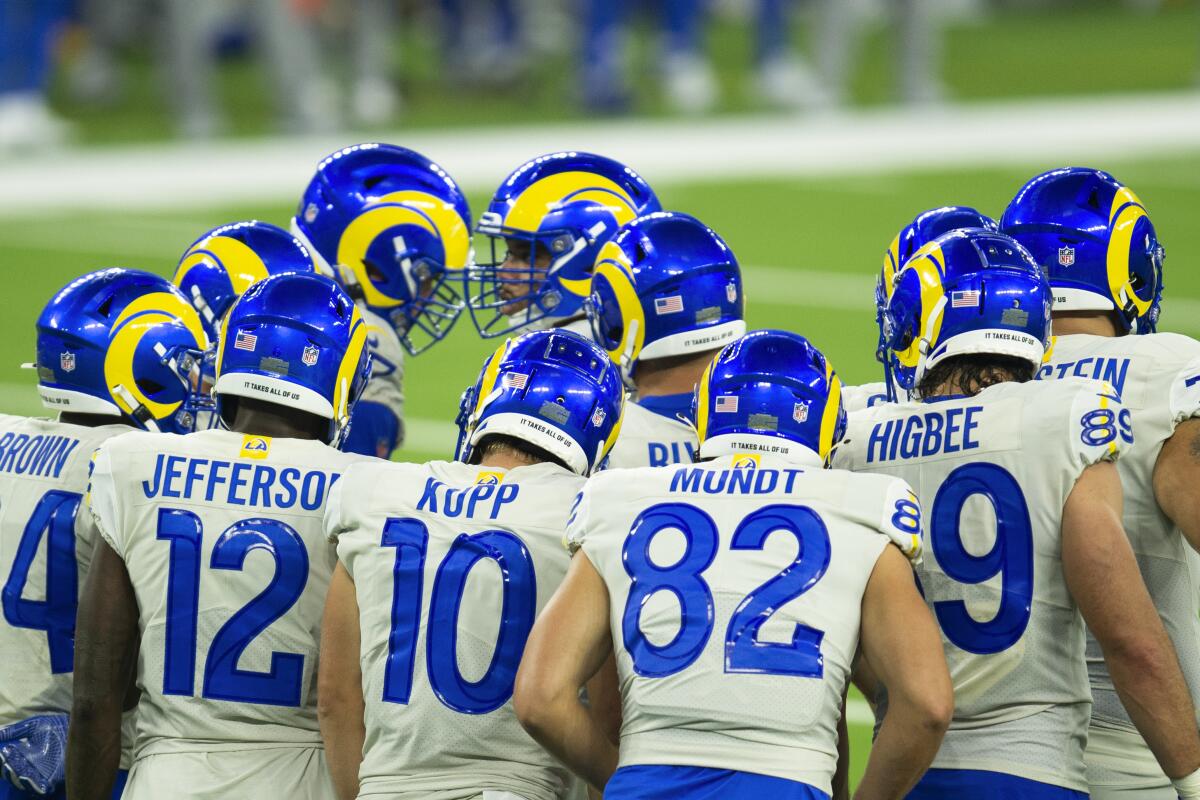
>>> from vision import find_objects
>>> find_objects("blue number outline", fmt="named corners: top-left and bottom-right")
top-left (725, 504), bottom-right (831, 677)
top-left (381, 517), bottom-right (428, 705)
top-left (2, 490), bottom-right (82, 674)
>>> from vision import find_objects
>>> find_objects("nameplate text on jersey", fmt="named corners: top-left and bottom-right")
top-left (866, 406), bottom-right (983, 463)
top-left (416, 477), bottom-right (519, 520)
top-left (141, 453), bottom-right (340, 510)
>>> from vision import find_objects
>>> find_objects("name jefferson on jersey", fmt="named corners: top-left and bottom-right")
top-left (88, 429), bottom-right (360, 761)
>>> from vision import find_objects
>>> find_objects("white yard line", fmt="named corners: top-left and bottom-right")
top-left (1, 91), bottom-right (1200, 215)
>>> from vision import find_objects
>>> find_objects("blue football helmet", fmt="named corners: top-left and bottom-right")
top-left (455, 329), bottom-right (625, 476)
top-left (1001, 167), bottom-right (1163, 334)
top-left (214, 272), bottom-right (372, 447)
top-left (692, 330), bottom-right (846, 466)
top-left (172, 220), bottom-right (317, 341)
top-left (466, 151), bottom-right (661, 338)
top-left (586, 211), bottom-right (746, 387)
top-left (32, 268), bottom-right (210, 433)
top-left (882, 229), bottom-right (1051, 399)
top-left (291, 143), bottom-right (473, 354)
top-left (876, 206), bottom-right (999, 398)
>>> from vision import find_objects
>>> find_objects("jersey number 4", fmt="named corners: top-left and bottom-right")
top-left (621, 502), bottom-right (831, 679)
top-left (158, 508), bottom-right (309, 706)
top-left (2, 491), bottom-right (82, 674)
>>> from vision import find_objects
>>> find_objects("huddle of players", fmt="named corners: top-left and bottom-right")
top-left (0, 147), bottom-right (1197, 800)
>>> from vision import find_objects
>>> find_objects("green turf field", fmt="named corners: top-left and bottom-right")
top-left (2, 152), bottom-right (1197, 788)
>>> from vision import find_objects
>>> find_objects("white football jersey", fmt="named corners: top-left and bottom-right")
top-left (0, 415), bottom-right (128, 726)
top-left (359, 307), bottom-right (406, 444)
top-left (833, 378), bottom-right (1127, 792)
top-left (1040, 333), bottom-right (1200, 785)
top-left (606, 399), bottom-right (697, 469)
top-left (567, 454), bottom-right (915, 796)
top-left (840, 382), bottom-right (889, 414)
top-left (327, 460), bottom-right (582, 800)
top-left (88, 428), bottom-right (362, 768)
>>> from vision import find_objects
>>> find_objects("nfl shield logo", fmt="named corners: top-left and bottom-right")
top-left (1058, 246), bottom-right (1076, 267)
top-left (60, 352), bottom-right (75, 373)
top-left (302, 345), bottom-right (319, 366)
top-left (304, 202), bottom-right (319, 224)
top-left (793, 402), bottom-right (809, 423)
top-left (726, 283), bottom-right (737, 304)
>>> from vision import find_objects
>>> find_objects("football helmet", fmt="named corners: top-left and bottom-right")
top-left (291, 142), bottom-right (473, 354)
top-left (586, 211), bottom-right (746, 387)
top-left (876, 206), bottom-right (999, 399)
top-left (172, 220), bottom-right (317, 341)
top-left (214, 272), bottom-right (371, 447)
top-left (455, 329), bottom-right (625, 476)
top-left (32, 268), bottom-right (210, 433)
top-left (1001, 167), bottom-right (1163, 333)
top-left (693, 329), bottom-right (845, 466)
top-left (466, 151), bottom-right (661, 338)
top-left (882, 229), bottom-right (1051, 399)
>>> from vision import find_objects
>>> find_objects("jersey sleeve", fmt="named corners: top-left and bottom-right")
top-left (87, 444), bottom-right (125, 559)
top-left (323, 466), bottom-right (356, 545)
top-left (358, 308), bottom-right (406, 449)
top-left (563, 486), bottom-right (592, 556)
top-left (1167, 355), bottom-right (1200, 428)
top-left (874, 476), bottom-right (924, 565)
top-left (1065, 380), bottom-right (1131, 468)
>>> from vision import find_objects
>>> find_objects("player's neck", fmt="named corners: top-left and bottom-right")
top-left (228, 398), bottom-right (326, 441)
top-left (478, 452), bottom-right (541, 471)
top-left (59, 412), bottom-right (130, 429)
top-left (634, 351), bottom-right (716, 398)
top-left (1052, 311), bottom-right (1122, 338)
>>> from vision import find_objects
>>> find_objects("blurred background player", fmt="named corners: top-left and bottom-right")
top-left (1002, 167), bottom-right (1200, 800)
top-left (0, 1), bottom-right (70, 153)
top-left (834, 227), bottom-right (1200, 799)
top-left (291, 142), bottom-right (473, 459)
top-left (0, 268), bottom-right (208, 799)
top-left (466, 151), bottom-right (661, 340)
top-left (515, 329), bottom-right (948, 799)
top-left (586, 210), bottom-right (745, 468)
top-left (319, 329), bottom-right (623, 800)
top-left (844, 204), bottom-right (999, 413)
top-left (67, 272), bottom-right (370, 800)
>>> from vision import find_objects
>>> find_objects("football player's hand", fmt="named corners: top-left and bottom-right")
top-left (0, 714), bottom-right (69, 796)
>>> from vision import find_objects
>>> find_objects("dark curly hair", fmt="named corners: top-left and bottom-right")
top-left (915, 354), bottom-right (1034, 400)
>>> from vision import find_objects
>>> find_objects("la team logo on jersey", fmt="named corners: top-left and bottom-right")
top-left (475, 470), bottom-right (503, 485)
top-left (731, 453), bottom-right (760, 468)
top-left (302, 344), bottom-right (320, 367)
top-left (60, 352), bottom-right (76, 373)
top-left (1058, 245), bottom-right (1076, 267)
top-left (240, 435), bottom-right (272, 460)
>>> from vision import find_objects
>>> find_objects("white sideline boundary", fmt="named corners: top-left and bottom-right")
top-left (1, 91), bottom-right (1200, 214)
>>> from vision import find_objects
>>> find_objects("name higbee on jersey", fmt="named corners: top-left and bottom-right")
top-left (862, 405), bottom-right (984, 463)
top-left (139, 452), bottom-right (341, 510)
top-left (0, 432), bottom-right (80, 477)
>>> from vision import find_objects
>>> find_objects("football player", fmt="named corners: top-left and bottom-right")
top-left (171, 219), bottom-right (317, 431)
top-left (834, 227), bottom-right (1200, 799)
top-left (586, 211), bottom-right (745, 468)
top-left (67, 273), bottom-right (371, 800)
top-left (0, 268), bottom-right (209, 800)
top-left (292, 143), bottom-right (474, 459)
top-left (318, 329), bottom-right (624, 800)
top-left (843, 205), bottom-right (998, 414)
top-left (1002, 167), bottom-right (1200, 800)
top-left (465, 151), bottom-right (660, 340)
top-left (514, 329), bottom-right (950, 799)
